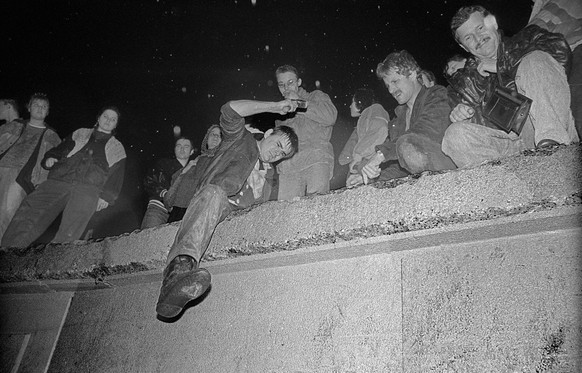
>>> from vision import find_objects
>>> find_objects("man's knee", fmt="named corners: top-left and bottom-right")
top-left (442, 122), bottom-right (469, 154)
top-left (396, 135), bottom-right (428, 174)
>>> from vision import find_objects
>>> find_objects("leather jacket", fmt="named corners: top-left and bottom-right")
top-left (447, 24), bottom-right (571, 127)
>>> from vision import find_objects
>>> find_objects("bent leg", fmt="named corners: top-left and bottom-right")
top-left (166, 184), bottom-right (233, 264)
top-left (277, 171), bottom-right (304, 201)
top-left (305, 162), bottom-right (331, 196)
top-left (515, 50), bottom-right (579, 145)
top-left (141, 202), bottom-right (170, 229)
top-left (396, 133), bottom-right (456, 174)
top-left (441, 121), bottom-right (525, 168)
top-left (53, 185), bottom-right (100, 243)
top-left (2, 179), bottom-right (70, 247)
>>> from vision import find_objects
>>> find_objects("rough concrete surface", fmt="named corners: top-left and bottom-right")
top-left (0, 144), bottom-right (580, 282)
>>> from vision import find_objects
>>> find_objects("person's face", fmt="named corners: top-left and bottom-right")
top-left (381, 68), bottom-right (419, 105)
top-left (456, 12), bottom-right (499, 60)
top-left (29, 99), bottom-right (49, 121)
top-left (174, 139), bottom-right (193, 161)
top-left (446, 58), bottom-right (467, 76)
top-left (350, 99), bottom-right (360, 117)
top-left (97, 109), bottom-right (119, 133)
top-left (206, 127), bottom-right (222, 150)
top-left (276, 71), bottom-right (301, 98)
top-left (259, 132), bottom-right (293, 163)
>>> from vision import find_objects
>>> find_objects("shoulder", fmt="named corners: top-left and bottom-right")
top-left (108, 136), bottom-right (127, 158)
top-left (305, 89), bottom-right (332, 102)
top-left (423, 85), bottom-right (449, 100)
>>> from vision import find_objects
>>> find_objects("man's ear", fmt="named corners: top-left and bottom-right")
top-left (484, 14), bottom-right (498, 30)
top-left (263, 128), bottom-right (274, 138)
top-left (297, 78), bottom-right (302, 87)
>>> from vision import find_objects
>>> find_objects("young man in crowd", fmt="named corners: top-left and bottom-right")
top-left (0, 94), bottom-right (61, 242)
top-left (274, 64), bottom-right (337, 201)
top-left (156, 98), bottom-right (299, 319)
top-left (360, 51), bottom-right (456, 183)
top-left (442, 5), bottom-right (578, 168)
top-left (141, 137), bottom-right (195, 229)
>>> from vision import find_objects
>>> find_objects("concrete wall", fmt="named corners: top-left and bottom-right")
top-left (0, 145), bottom-right (581, 372)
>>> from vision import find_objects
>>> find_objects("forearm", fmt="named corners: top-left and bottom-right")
top-left (229, 100), bottom-right (285, 117)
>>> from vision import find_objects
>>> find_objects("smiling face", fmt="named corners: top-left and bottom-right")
top-left (276, 71), bottom-right (301, 99)
top-left (381, 68), bottom-right (420, 106)
top-left (258, 132), bottom-right (293, 163)
top-left (456, 12), bottom-right (499, 60)
top-left (96, 109), bottom-right (119, 134)
top-left (349, 99), bottom-right (361, 118)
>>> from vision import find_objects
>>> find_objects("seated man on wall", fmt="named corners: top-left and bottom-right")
top-left (141, 136), bottom-right (195, 229)
top-left (156, 99), bottom-right (299, 320)
top-left (360, 51), bottom-right (456, 183)
top-left (442, 5), bottom-right (579, 169)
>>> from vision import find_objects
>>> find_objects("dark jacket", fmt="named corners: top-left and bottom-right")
top-left (143, 158), bottom-right (184, 202)
top-left (376, 85), bottom-right (451, 161)
top-left (177, 103), bottom-right (260, 209)
top-left (42, 128), bottom-right (126, 204)
top-left (447, 24), bottom-right (571, 128)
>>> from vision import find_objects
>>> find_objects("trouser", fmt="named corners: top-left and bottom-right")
top-left (141, 201), bottom-right (169, 229)
top-left (277, 162), bottom-right (331, 201)
top-left (442, 50), bottom-right (579, 168)
top-left (2, 179), bottom-right (100, 247)
top-left (569, 44), bottom-right (582, 140)
top-left (0, 167), bottom-right (27, 243)
top-left (165, 184), bottom-right (233, 265)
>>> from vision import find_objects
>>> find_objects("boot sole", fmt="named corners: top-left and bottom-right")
top-left (156, 268), bottom-right (211, 318)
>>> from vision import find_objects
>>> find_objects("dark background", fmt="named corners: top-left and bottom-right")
top-left (0, 0), bottom-right (533, 238)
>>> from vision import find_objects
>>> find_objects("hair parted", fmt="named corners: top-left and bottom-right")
top-left (376, 50), bottom-right (421, 78)
top-left (450, 5), bottom-right (490, 39)
top-left (273, 125), bottom-right (299, 158)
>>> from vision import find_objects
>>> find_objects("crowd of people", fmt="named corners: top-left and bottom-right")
top-left (0, 3), bottom-right (580, 319)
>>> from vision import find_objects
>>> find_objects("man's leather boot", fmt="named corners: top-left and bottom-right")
top-left (156, 255), bottom-right (211, 318)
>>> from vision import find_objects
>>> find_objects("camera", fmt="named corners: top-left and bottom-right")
top-left (292, 99), bottom-right (307, 109)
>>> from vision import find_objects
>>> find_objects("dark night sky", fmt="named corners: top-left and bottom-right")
top-left (1, 0), bottom-right (533, 237)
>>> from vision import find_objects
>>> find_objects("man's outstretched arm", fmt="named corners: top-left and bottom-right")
top-left (229, 99), bottom-right (298, 117)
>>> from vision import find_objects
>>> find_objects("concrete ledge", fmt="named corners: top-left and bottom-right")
top-left (0, 145), bottom-right (580, 282)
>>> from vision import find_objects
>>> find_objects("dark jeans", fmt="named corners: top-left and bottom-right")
top-left (2, 179), bottom-right (100, 247)
top-left (569, 44), bottom-right (582, 140)
top-left (165, 184), bottom-right (233, 265)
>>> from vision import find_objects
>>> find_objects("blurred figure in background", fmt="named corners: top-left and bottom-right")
top-left (0, 94), bottom-right (61, 243)
top-left (2, 106), bottom-right (126, 247)
top-left (141, 136), bottom-right (194, 229)
top-left (339, 88), bottom-right (390, 188)
top-left (164, 125), bottom-right (222, 223)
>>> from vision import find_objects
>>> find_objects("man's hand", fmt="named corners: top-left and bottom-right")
top-left (477, 57), bottom-right (497, 77)
top-left (346, 173), bottom-right (364, 188)
top-left (96, 198), bottom-right (109, 212)
top-left (361, 151), bottom-right (385, 184)
top-left (449, 103), bottom-right (475, 123)
top-left (275, 99), bottom-right (298, 115)
top-left (44, 157), bottom-right (58, 168)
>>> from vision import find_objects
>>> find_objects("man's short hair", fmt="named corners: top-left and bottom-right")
top-left (352, 88), bottom-right (377, 112)
top-left (27, 92), bottom-right (49, 109)
top-left (273, 125), bottom-right (299, 158)
top-left (450, 5), bottom-right (490, 40)
top-left (275, 64), bottom-right (300, 78)
top-left (1, 99), bottom-right (20, 115)
top-left (376, 50), bottom-right (421, 78)
top-left (175, 136), bottom-right (193, 147)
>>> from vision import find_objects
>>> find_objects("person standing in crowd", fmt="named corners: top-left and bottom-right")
top-left (442, 5), bottom-right (578, 169)
top-left (339, 88), bottom-right (390, 188)
top-left (141, 136), bottom-right (195, 229)
top-left (274, 64), bottom-right (337, 201)
top-left (360, 51), bottom-right (457, 183)
top-left (156, 98), bottom-right (299, 319)
top-left (164, 125), bottom-right (222, 223)
top-left (2, 106), bottom-right (126, 247)
top-left (0, 94), bottom-right (61, 243)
